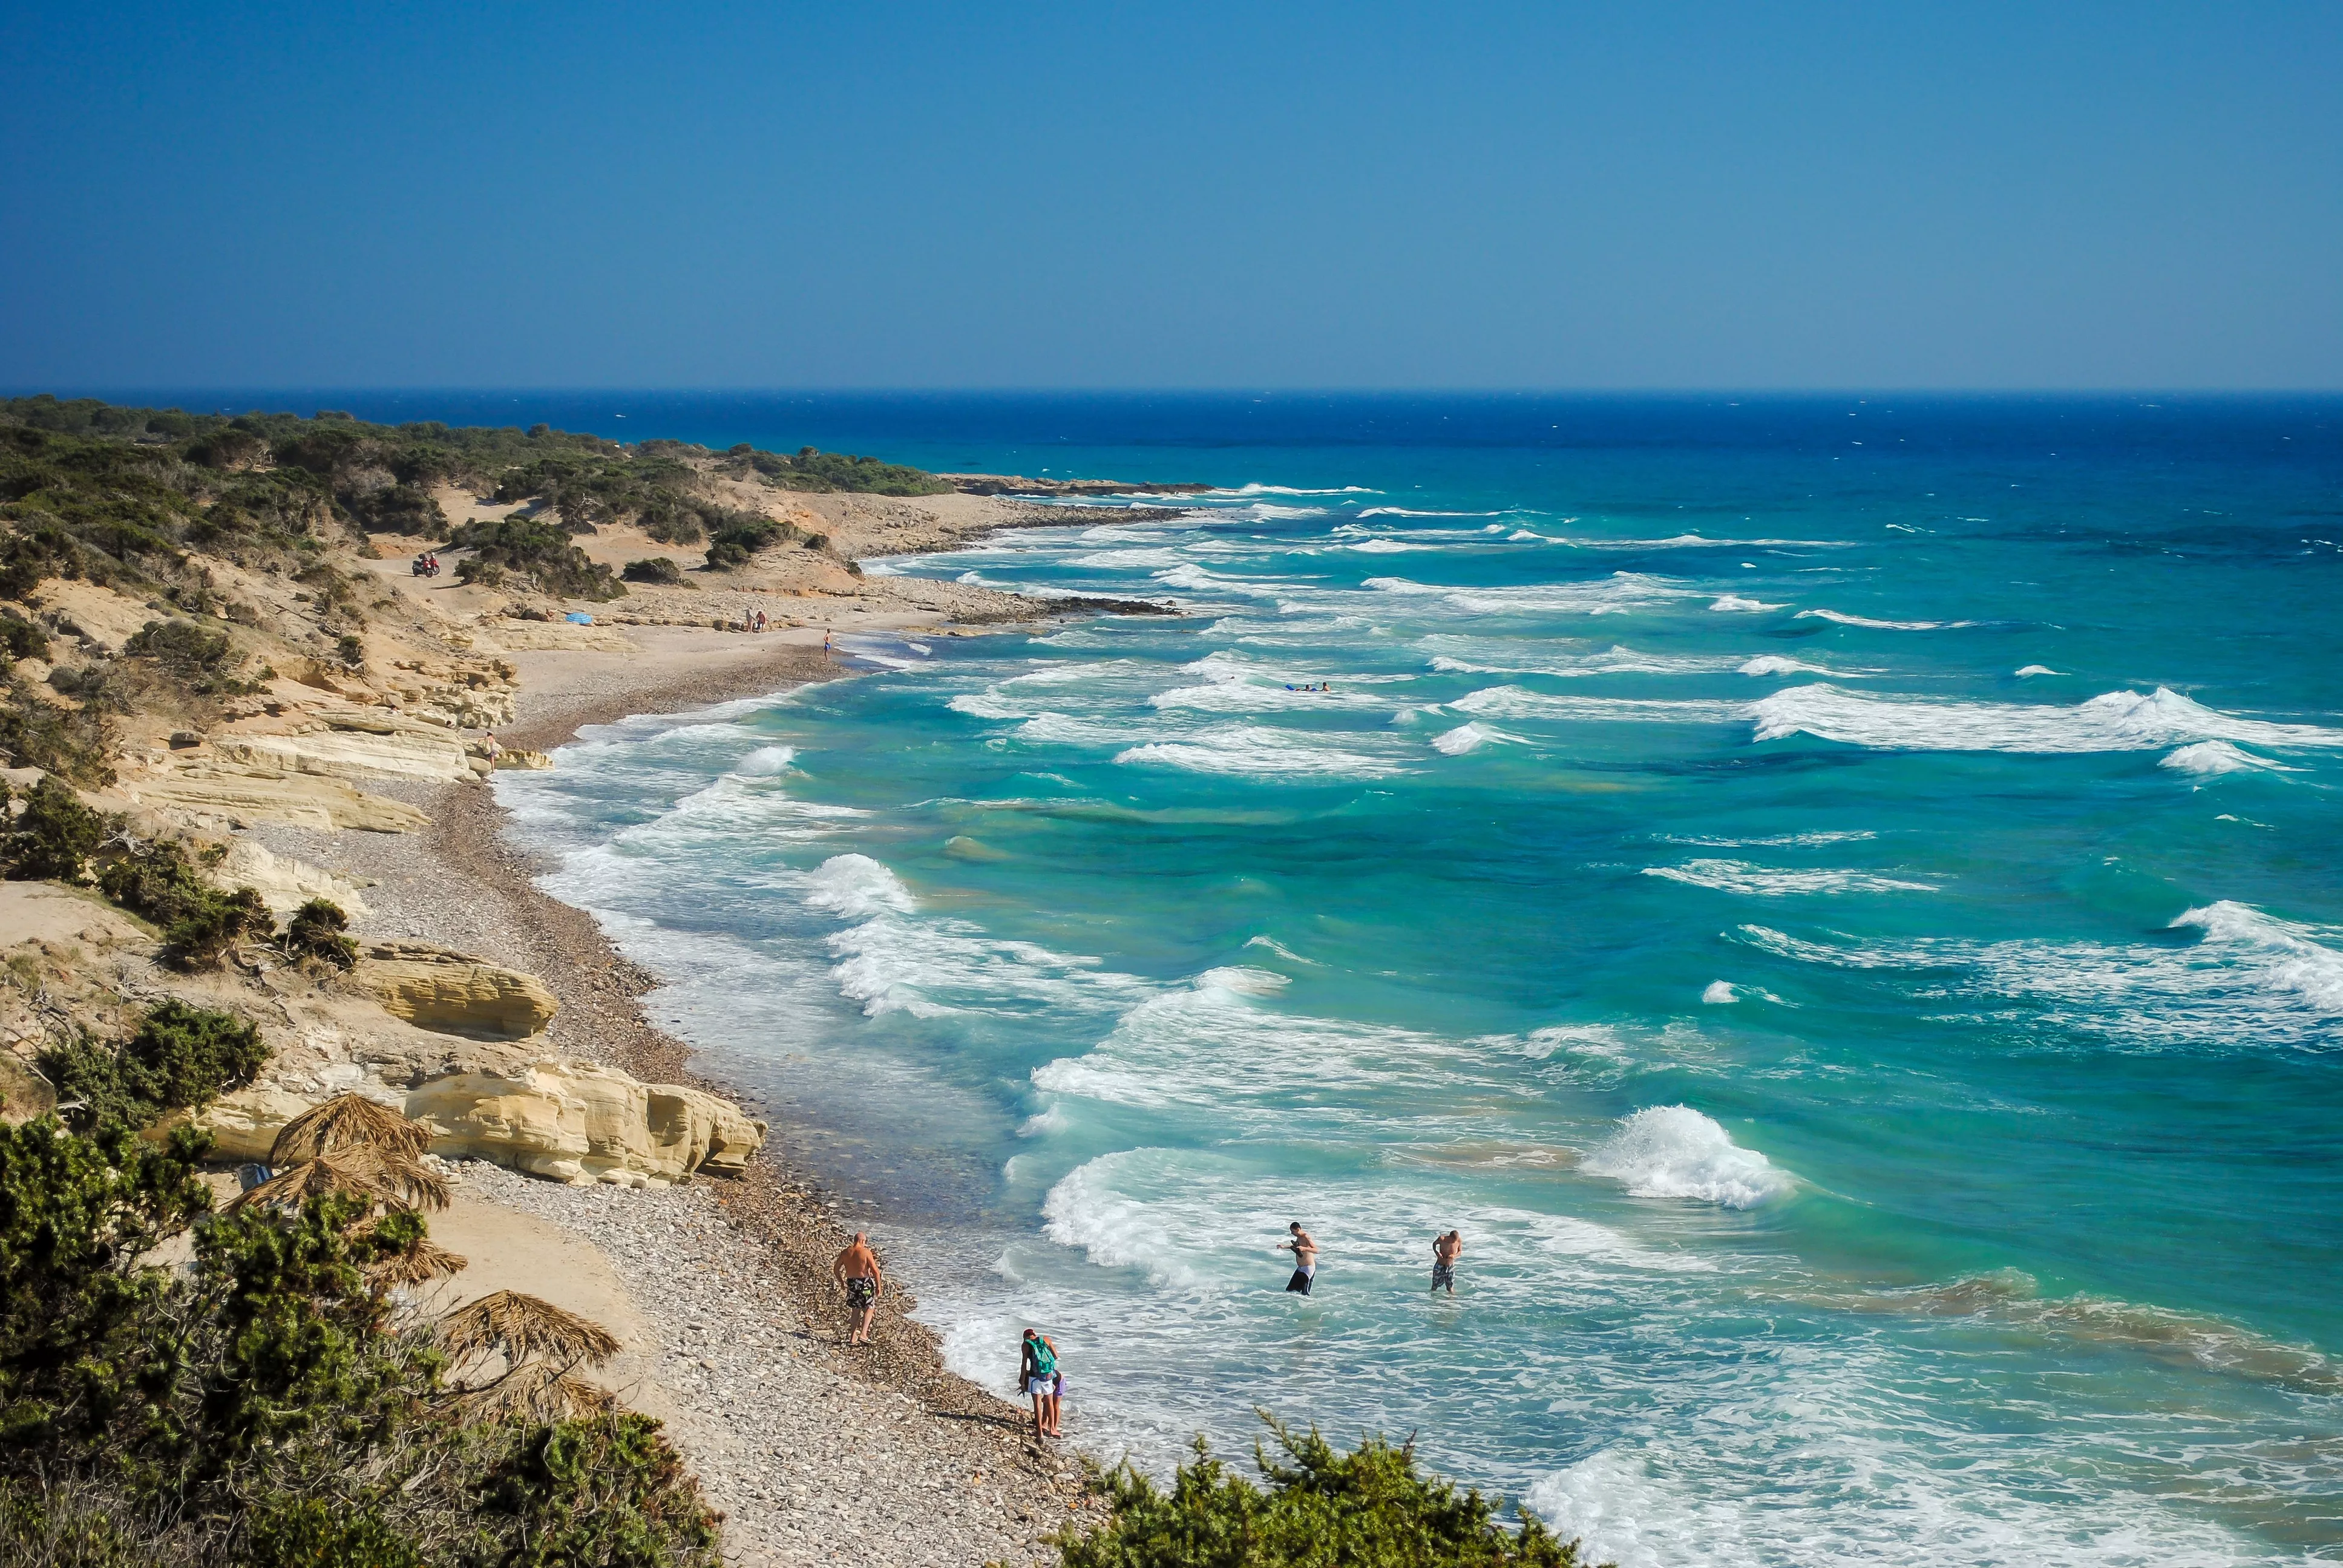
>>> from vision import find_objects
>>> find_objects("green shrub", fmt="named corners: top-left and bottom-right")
top-left (621, 556), bottom-right (686, 586)
top-left (283, 897), bottom-right (358, 970)
top-left (1060, 1420), bottom-right (1603, 1568)
top-left (163, 884), bottom-right (272, 970)
top-left (123, 616), bottom-right (256, 696)
top-left (0, 1109), bottom-right (726, 1566)
top-left (1, 777), bottom-right (111, 883)
top-left (446, 517), bottom-right (623, 601)
top-left (0, 676), bottom-right (116, 785)
top-left (39, 999), bottom-right (266, 1132)
top-left (95, 836), bottom-right (214, 924)
top-left (0, 610), bottom-right (48, 662)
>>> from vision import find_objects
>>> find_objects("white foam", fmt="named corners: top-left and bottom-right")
top-left (1149, 682), bottom-right (1390, 713)
top-left (1426, 641), bottom-right (1742, 678)
top-left (730, 744), bottom-right (795, 776)
top-left (1737, 655), bottom-right (1841, 677)
top-left (1194, 965), bottom-right (1289, 995)
top-left (1365, 572), bottom-right (1697, 616)
top-left (1751, 683), bottom-right (2343, 754)
top-left (2016, 664), bottom-right (2059, 677)
top-left (1700, 981), bottom-right (1737, 1004)
top-left (1225, 483), bottom-right (1378, 497)
top-left (1345, 537), bottom-right (1429, 553)
top-left (1432, 722), bottom-right (1522, 755)
top-left (1735, 901), bottom-right (2343, 1051)
top-left (1064, 546), bottom-right (1187, 569)
top-left (2172, 901), bottom-right (2343, 1013)
top-left (1039, 1152), bottom-right (1207, 1290)
top-left (1584, 1106), bottom-right (1792, 1209)
top-left (1451, 687), bottom-right (1748, 725)
top-left (803, 854), bottom-right (916, 920)
top-left (1115, 724), bottom-right (1411, 779)
top-left (2159, 740), bottom-right (2298, 776)
top-left (1642, 859), bottom-right (1938, 895)
top-left (1527, 1443), bottom-right (2261, 1568)
top-left (1795, 607), bottom-right (1976, 630)
top-left (1659, 831), bottom-right (1877, 848)
top-left (1708, 595), bottom-right (1785, 612)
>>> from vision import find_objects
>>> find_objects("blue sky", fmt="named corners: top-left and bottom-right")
top-left (4, 2), bottom-right (2337, 389)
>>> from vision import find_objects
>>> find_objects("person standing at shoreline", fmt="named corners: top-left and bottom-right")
top-left (1280, 1221), bottom-right (1319, 1295)
top-left (832, 1232), bottom-right (883, 1347)
top-left (1018, 1328), bottom-right (1062, 1439)
top-left (1432, 1229), bottom-right (1463, 1295)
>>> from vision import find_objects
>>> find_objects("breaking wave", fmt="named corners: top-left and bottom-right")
top-left (1584, 1106), bottom-right (1794, 1209)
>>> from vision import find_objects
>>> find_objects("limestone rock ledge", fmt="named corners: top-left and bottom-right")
top-left (405, 1059), bottom-right (762, 1187)
top-left (163, 1057), bottom-right (762, 1187)
top-left (362, 942), bottom-right (559, 1041)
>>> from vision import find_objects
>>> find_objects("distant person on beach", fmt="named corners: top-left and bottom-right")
top-left (1018, 1328), bottom-right (1063, 1439)
top-left (1432, 1230), bottom-right (1463, 1295)
top-left (824, 629), bottom-right (833, 659)
top-left (832, 1232), bottom-right (883, 1347)
top-left (1280, 1221), bottom-right (1319, 1295)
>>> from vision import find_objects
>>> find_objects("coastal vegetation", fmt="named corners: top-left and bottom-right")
top-left (0, 1053), bottom-right (723, 1566)
top-left (1061, 1422), bottom-right (1602, 1568)
top-left (0, 394), bottom-right (954, 668)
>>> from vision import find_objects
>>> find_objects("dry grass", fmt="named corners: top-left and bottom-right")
top-left (270, 1093), bottom-right (434, 1165)
top-left (439, 1290), bottom-right (621, 1369)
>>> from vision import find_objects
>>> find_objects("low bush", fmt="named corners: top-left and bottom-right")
top-left (1061, 1420), bottom-right (1604, 1568)
top-left (96, 837), bottom-right (274, 968)
top-left (0, 609), bottom-right (47, 662)
top-left (0, 675), bottom-right (117, 785)
top-left (282, 897), bottom-right (358, 969)
top-left (621, 556), bottom-right (686, 586)
top-left (38, 999), bottom-right (267, 1132)
top-left (95, 835), bottom-right (214, 922)
top-left (0, 1111), bottom-right (726, 1565)
top-left (163, 884), bottom-right (273, 969)
top-left (445, 517), bottom-right (624, 601)
top-left (0, 777), bottom-right (111, 882)
top-left (703, 514), bottom-right (802, 572)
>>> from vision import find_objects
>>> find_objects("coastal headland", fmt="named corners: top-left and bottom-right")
top-left (0, 398), bottom-right (1177, 1564)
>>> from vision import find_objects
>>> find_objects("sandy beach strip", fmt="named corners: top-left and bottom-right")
top-left (253, 621), bottom-right (1113, 1567)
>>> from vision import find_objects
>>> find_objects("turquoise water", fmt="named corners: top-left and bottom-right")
top-left (488, 397), bottom-right (2343, 1566)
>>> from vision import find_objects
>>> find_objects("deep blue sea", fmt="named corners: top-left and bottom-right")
top-left (188, 393), bottom-right (2343, 1563)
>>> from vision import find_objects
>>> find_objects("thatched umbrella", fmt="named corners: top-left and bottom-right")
top-left (364, 1237), bottom-right (470, 1290)
top-left (451, 1359), bottom-right (618, 1420)
top-left (272, 1093), bottom-right (433, 1165)
top-left (231, 1145), bottom-right (451, 1215)
top-left (439, 1290), bottom-right (620, 1370)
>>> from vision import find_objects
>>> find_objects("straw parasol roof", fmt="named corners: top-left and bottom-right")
top-left (230, 1145), bottom-right (451, 1215)
top-left (438, 1290), bottom-right (621, 1370)
top-left (364, 1237), bottom-right (470, 1290)
top-left (271, 1093), bottom-right (433, 1165)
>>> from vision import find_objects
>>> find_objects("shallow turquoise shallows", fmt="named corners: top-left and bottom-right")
top-left (491, 396), bottom-right (2343, 1567)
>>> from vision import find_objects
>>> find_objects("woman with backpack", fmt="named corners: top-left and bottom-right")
top-left (1017, 1328), bottom-right (1063, 1440)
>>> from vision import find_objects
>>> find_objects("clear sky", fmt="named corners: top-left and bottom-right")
top-left (4, 2), bottom-right (2338, 390)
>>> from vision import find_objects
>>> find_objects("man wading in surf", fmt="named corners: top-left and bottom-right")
top-left (833, 1232), bottom-right (883, 1347)
top-left (1280, 1221), bottom-right (1319, 1295)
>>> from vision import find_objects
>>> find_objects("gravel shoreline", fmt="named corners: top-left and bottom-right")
top-left (264, 633), bottom-right (1113, 1566)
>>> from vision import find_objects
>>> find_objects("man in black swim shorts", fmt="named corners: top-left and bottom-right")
top-left (833, 1231), bottom-right (885, 1346)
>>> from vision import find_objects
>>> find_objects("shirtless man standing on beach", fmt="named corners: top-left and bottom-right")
top-left (1432, 1229), bottom-right (1463, 1295)
top-left (1280, 1221), bottom-right (1319, 1295)
top-left (833, 1232), bottom-right (883, 1347)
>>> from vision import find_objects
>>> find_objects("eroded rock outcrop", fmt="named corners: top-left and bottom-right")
top-left (363, 942), bottom-right (559, 1041)
top-left (404, 1057), bottom-right (762, 1187)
